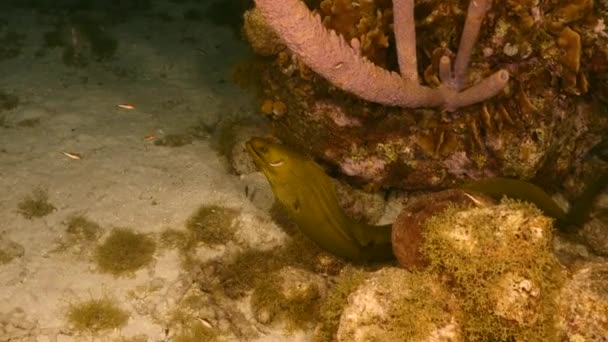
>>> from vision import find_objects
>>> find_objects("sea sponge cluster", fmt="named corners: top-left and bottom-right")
top-left (242, 6), bottom-right (284, 56)
top-left (318, 0), bottom-right (393, 66)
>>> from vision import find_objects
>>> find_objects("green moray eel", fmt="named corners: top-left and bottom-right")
top-left (461, 176), bottom-right (607, 231)
top-left (461, 177), bottom-right (568, 224)
top-left (246, 137), bottom-right (394, 262)
top-left (247, 137), bottom-right (604, 260)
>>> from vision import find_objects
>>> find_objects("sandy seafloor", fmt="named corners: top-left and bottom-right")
top-left (0, 1), bottom-right (305, 341)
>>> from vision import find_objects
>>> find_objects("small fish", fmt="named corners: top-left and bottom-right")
top-left (117, 103), bottom-right (136, 110)
top-left (143, 133), bottom-right (156, 141)
top-left (61, 151), bottom-right (82, 160)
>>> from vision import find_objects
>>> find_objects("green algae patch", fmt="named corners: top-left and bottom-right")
top-left (159, 228), bottom-right (190, 251)
top-left (421, 200), bottom-right (564, 341)
top-left (66, 214), bottom-right (103, 242)
top-left (0, 236), bottom-right (24, 265)
top-left (53, 214), bottom-right (104, 254)
top-left (383, 271), bottom-right (460, 341)
top-left (66, 297), bottom-right (129, 333)
top-left (165, 287), bottom-right (222, 342)
top-left (313, 267), bottom-right (368, 342)
top-left (209, 236), bottom-right (324, 299)
top-left (153, 133), bottom-right (193, 147)
top-left (173, 321), bottom-right (218, 342)
top-left (115, 335), bottom-right (148, 342)
top-left (17, 188), bottom-right (56, 219)
top-left (250, 268), bottom-right (322, 331)
top-left (186, 205), bottom-right (239, 245)
top-left (94, 228), bottom-right (156, 276)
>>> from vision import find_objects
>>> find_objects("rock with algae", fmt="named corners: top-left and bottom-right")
top-left (251, 266), bottom-right (328, 330)
top-left (332, 200), bottom-right (565, 341)
top-left (245, 0), bottom-right (608, 192)
top-left (578, 189), bottom-right (608, 256)
top-left (391, 188), bottom-right (496, 270)
top-left (558, 261), bottom-right (608, 340)
top-left (335, 267), bottom-right (461, 342)
top-left (421, 200), bottom-right (564, 340)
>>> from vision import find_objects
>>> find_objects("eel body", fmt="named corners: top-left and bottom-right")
top-left (246, 137), bottom-right (603, 261)
top-left (461, 177), bottom-right (568, 223)
top-left (246, 137), bottom-right (394, 262)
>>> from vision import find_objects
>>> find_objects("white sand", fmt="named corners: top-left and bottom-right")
top-left (0, 2), bottom-right (306, 341)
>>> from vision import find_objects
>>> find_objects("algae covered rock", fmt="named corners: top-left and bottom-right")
top-left (251, 266), bottom-right (328, 330)
top-left (421, 200), bottom-right (564, 340)
top-left (333, 199), bottom-right (568, 341)
top-left (558, 261), bottom-right (608, 340)
top-left (579, 191), bottom-right (608, 256)
top-left (392, 189), bottom-right (496, 270)
top-left (335, 267), bottom-right (461, 342)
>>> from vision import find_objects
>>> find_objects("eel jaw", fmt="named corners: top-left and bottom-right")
top-left (245, 139), bottom-right (284, 169)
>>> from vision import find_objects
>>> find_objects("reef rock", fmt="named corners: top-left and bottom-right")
top-left (246, 0), bottom-right (608, 192)
top-left (558, 261), bottom-right (608, 340)
top-left (335, 267), bottom-right (461, 342)
top-left (418, 200), bottom-right (564, 340)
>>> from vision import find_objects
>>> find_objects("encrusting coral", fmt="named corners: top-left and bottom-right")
top-left (253, 0), bottom-right (509, 111)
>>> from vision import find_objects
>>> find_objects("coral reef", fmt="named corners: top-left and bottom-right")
top-left (245, 0), bottom-right (608, 192)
